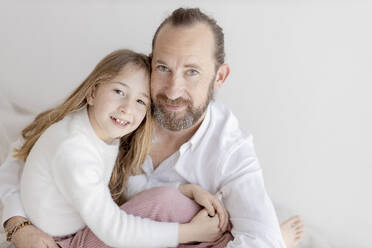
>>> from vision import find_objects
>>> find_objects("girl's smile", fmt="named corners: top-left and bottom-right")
top-left (87, 64), bottom-right (150, 144)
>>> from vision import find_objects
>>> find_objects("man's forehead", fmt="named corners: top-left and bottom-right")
top-left (156, 23), bottom-right (213, 44)
top-left (153, 23), bottom-right (215, 63)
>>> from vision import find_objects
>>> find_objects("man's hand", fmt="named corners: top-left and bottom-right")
top-left (5, 216), bottom-right (59, 248)
top-left (183, 209), bottom-right (223, 243)
top-left (179, 184), bottom-right (229, 232)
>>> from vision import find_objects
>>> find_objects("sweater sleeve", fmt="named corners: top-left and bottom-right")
top-left (51, 139), bottom-right (179, 248)
top-left (0, 138), bottom-right (27, 227)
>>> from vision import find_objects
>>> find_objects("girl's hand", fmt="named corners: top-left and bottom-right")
top-left (179, 184), bottom-right (229, 232)
top-left (179, 209), bottom-right (223, 243)
top-left (5, 216), bottom-right (59, 248)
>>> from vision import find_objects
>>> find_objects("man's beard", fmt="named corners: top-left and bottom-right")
top-left (153, 80), bottom-right (214, 131)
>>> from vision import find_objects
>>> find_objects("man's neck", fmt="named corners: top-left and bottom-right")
top-left (150, 112), bottom-right (206, 168)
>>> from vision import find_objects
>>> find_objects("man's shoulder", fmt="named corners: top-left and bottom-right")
top-left (192, 100), bottom-right (255, 164)
top-left (207, 100), bottom-right (251, 145)
top-left (209, 101), bottom-right (260, 174)
top-left (187, 101), bottom-right (260, 187)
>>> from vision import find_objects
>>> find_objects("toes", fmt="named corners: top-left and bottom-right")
top-left (294, 232), bottom-right (304, 244)
top-left (296, 224), bottom-right (305, 231)
top-left (289, 215), bottom-right (301, 223)
top-left (296, 231), bottom-right (304, 238)
top-left (296, 231), bottom-right (305, 239)
top-left (293, 217), bottom-right (304, 225)
top-left (293, 220), bottom-right (302, 226)
top-left (289, 216), bottom-right (304, 230)
top-left (281, 217), bottom-right (305, 248)
top-left (282, 215), bottom-right (301, 228)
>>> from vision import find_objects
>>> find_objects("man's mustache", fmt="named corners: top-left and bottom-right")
top-left (156, 94), bottom-right (191, 106)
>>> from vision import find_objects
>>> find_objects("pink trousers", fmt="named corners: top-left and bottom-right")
top-left (55, 187), bottom-right (233, 248)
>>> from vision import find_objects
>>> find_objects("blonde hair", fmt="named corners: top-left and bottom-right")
top-left (14, 49), bottom-right (153, 205)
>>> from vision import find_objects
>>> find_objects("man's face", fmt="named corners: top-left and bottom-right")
top-left (151, 23), bottom-right (217, 131)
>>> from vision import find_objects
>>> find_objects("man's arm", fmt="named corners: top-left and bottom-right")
top-left (218, 138), bottom-right (285, 248)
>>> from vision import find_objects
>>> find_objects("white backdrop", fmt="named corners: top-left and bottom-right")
top-left (0, 1), bottom-right (371, 247)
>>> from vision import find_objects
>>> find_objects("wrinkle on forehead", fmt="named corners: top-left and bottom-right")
top-left (153, 23), bottom-right (215, 67)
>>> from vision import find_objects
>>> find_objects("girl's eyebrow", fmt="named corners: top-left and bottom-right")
top-left (113, 82), bottom-right (149, 99)
top-left (113, 81), bottom-right (129, 88)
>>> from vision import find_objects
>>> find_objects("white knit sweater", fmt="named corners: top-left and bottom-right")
top-left (20, 108), bottom-right (178, 247)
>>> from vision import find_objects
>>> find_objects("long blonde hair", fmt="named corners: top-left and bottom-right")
top-left (14, 49), bottom-right (153, 205)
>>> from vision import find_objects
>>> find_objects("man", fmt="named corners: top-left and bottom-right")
top-left (1, 8), bottom-right (304, 248)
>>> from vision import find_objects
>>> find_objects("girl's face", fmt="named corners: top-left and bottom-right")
top-left (87, 64), bottom-right (150, 144)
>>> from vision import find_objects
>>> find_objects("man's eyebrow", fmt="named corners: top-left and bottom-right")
top-left (185, 63), bottom-right (202, 70)
top-left (141, 92), bottom-right (150, 99)
top-left (156, 59), bottom-right (201, 70)
top-left (155, 59), bottom-right (167, 65)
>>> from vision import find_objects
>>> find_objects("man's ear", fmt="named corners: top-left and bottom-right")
top-left (214, 64), bottom-right (230, 89)
top-left (87, 85), bottom-right (97, 106)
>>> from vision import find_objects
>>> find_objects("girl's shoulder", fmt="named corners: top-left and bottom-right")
top-left (36, 109), bottom-right (97, 157)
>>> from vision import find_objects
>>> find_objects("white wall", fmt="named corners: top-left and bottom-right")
top-left (0, 1), bottom-right (371, 247)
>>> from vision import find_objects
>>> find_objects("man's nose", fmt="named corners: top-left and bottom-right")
top-left (164, 73), bottom-right (185, 100)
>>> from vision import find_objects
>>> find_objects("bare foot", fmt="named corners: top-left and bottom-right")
top-left (280, 216), bottom-right (305, 248)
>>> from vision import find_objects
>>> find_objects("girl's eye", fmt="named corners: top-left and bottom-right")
top-left (157, 65), bottom-right (169, 72)
top-left (114, 89), bottom-right (125, 96)
top-left (186, 69), bottom-right (199, 76)
top-left (137, 99), bottom-right (146, 106)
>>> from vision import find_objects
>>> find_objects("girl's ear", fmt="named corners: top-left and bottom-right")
top-left (87, 85), bottom-right (97, 106)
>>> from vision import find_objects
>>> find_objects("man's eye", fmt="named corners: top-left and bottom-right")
top-left (114, 89), bottom-right (125, 96)
top-left (186, 69), bottom-right (198, 76)
top-left (157, 65), bottom-right (169, 72)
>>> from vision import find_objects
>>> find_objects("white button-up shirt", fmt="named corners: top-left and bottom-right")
top-left (125, 100), bottom-right (285, 248)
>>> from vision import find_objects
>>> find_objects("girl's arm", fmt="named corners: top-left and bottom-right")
top-left (52, 141), bottom-right (222, 247)
top-left (179, 184), bottom-right (230, 232)
top-left (51, 141), bottom-right (178, 247)
top-left (1, 138), bottom-right (59, 248)
top-left (0, 138), bottom-right (27, 227)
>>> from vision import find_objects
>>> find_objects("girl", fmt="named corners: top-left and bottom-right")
top-left (13, 49), bottom-right (226, 247)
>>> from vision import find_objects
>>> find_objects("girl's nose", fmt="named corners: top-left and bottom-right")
top-left (119, 99), bottom-right (133, 115)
